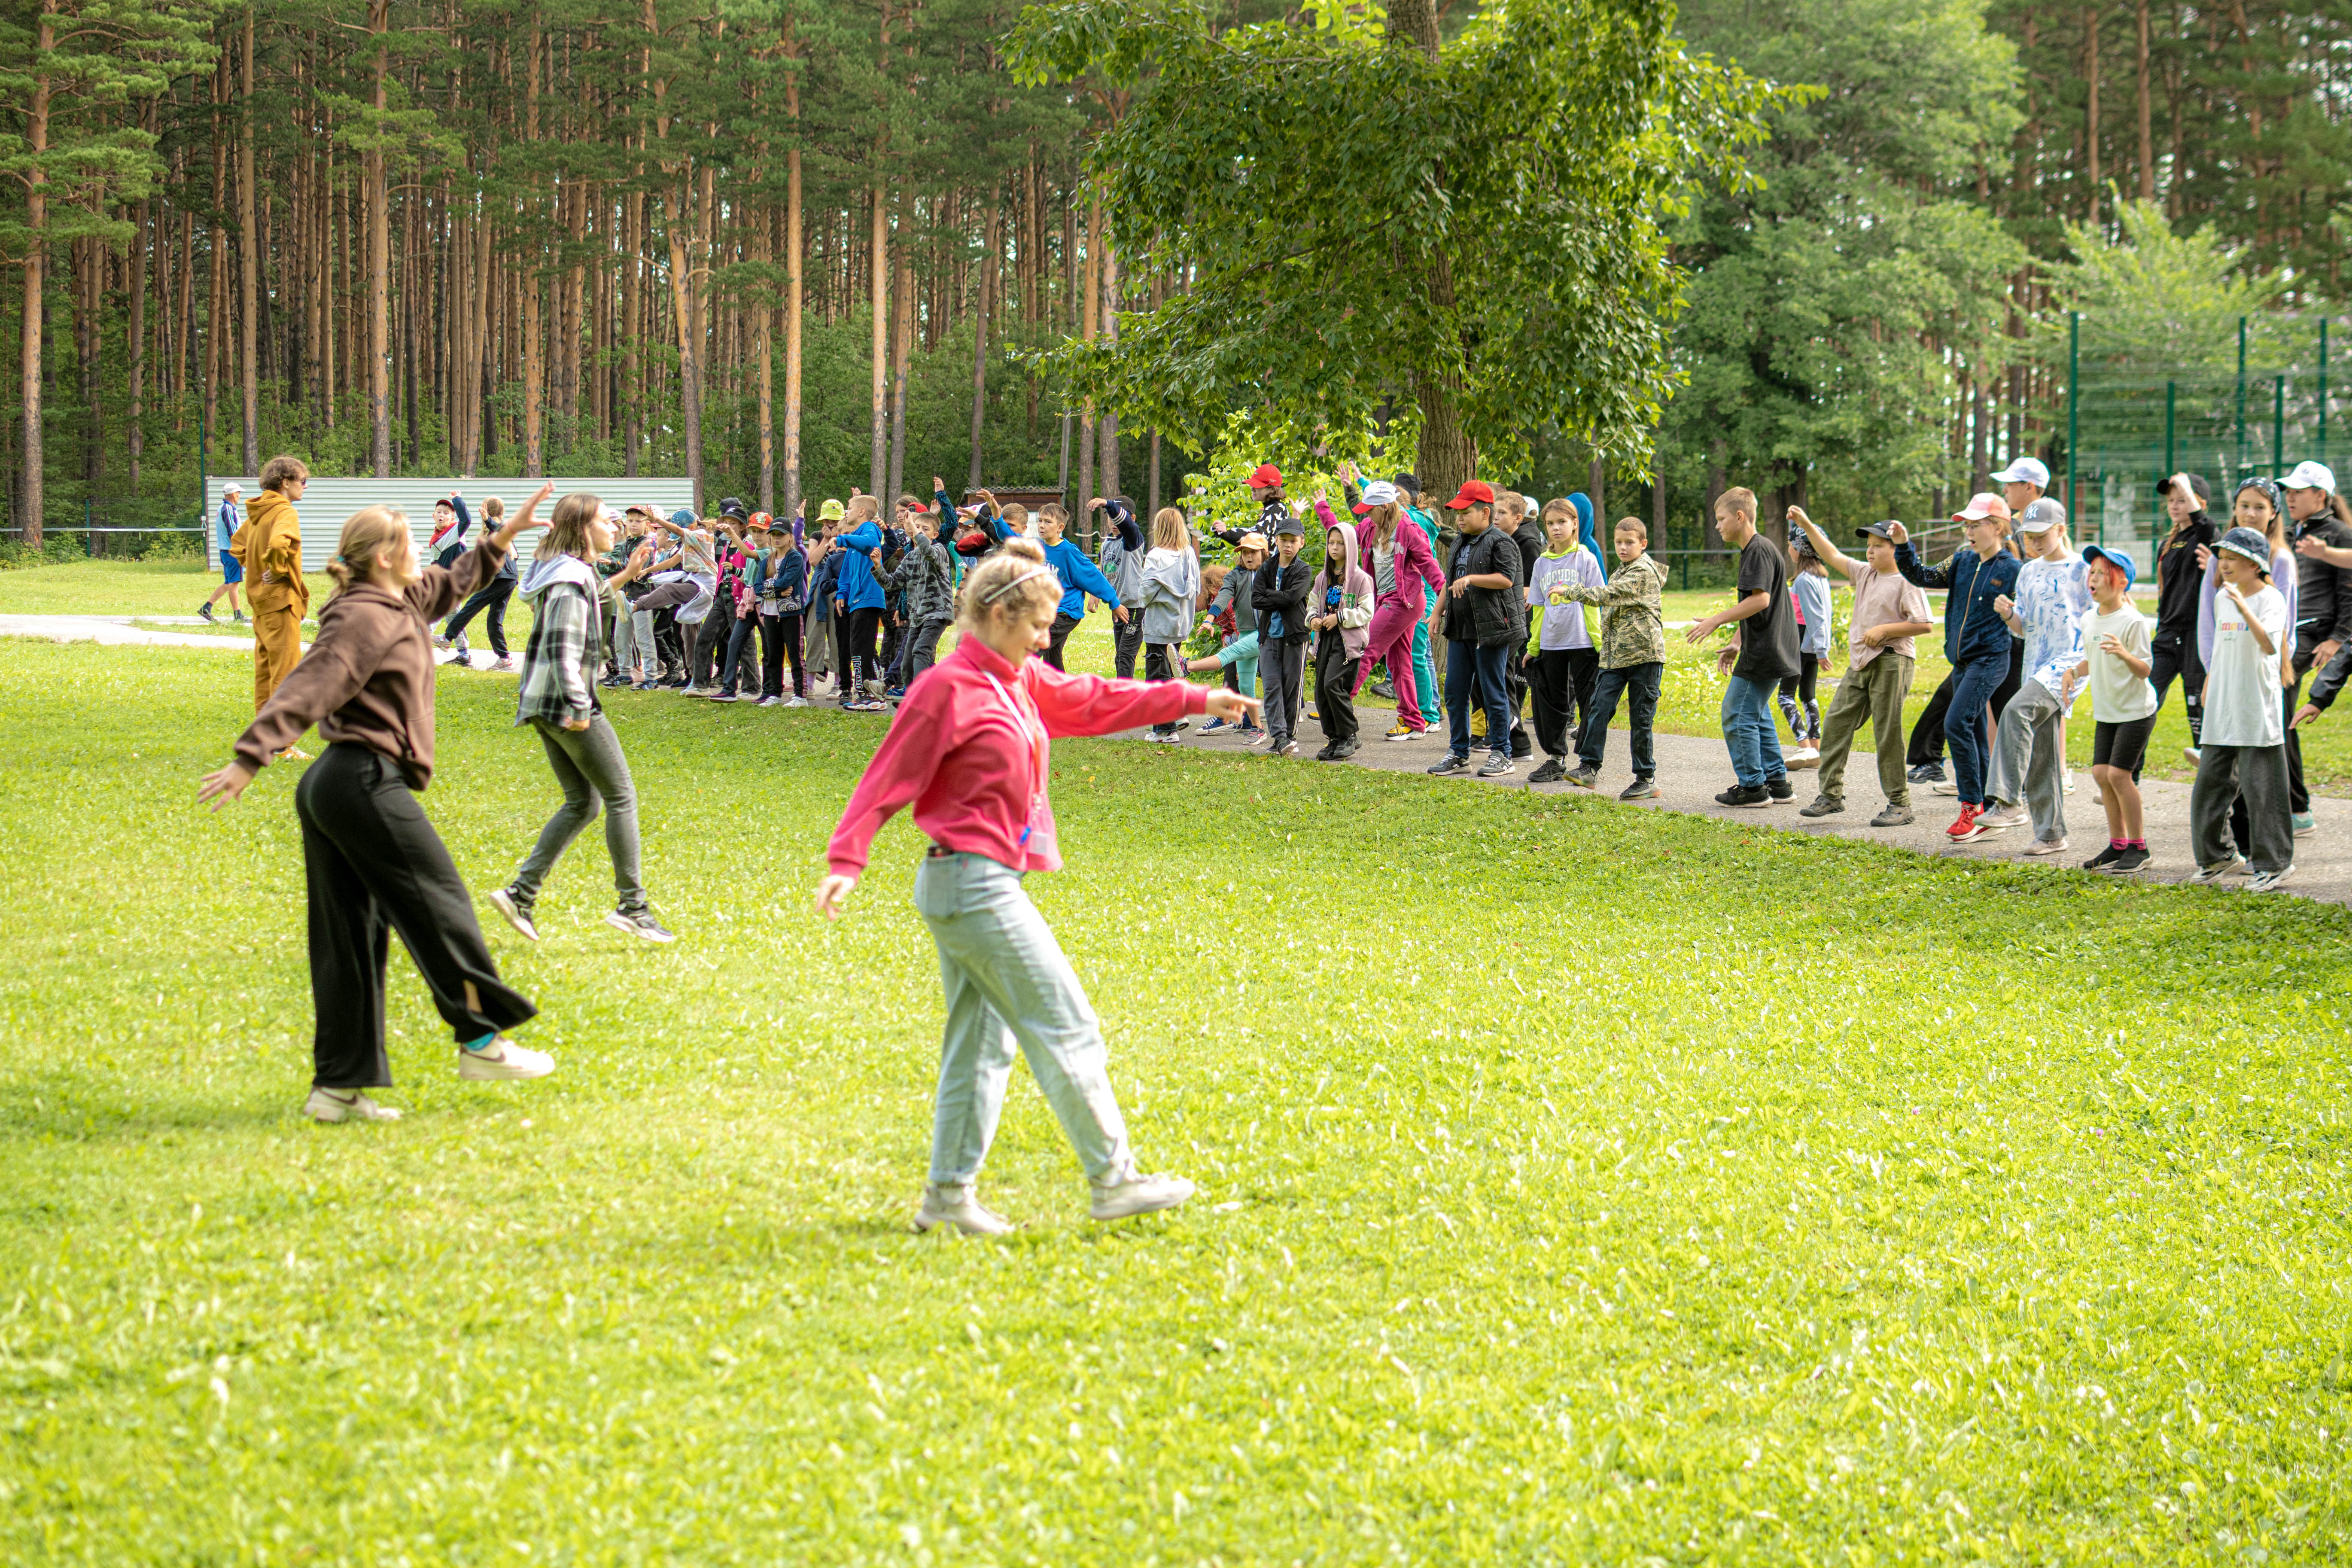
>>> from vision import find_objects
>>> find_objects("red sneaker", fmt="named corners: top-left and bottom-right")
top-left (1946, 803), bottom-right (1987, 842)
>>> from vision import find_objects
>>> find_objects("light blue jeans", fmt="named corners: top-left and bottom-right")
top-left (1720, 673), bottom-right (1787, 787)
top-left (913, 852), bottom-right (1132, 1187)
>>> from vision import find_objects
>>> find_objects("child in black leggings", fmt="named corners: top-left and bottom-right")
top-left (1779, 539), bottom-right (1832, 764)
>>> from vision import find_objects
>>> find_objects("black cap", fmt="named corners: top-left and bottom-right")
top-left (1391, 472), bottom-right (1420, 495)
top-left (718, 496), bottom-right (750, 520)
top-left (1856, 521), bottom-right (1900, 540)
top-left (2163, 472), bottom-right (2212, 505)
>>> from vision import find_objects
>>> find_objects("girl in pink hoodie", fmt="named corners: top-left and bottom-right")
top-left (1350, 481), bottom-right (1445, 737)
top-left (1309, 504), bottom-right (1378, 760)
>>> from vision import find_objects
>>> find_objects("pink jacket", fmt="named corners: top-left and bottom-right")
top-left (826, 634), bottom-right (1208, 878)
top-left (1351, 506), bottom-right (1445, 615)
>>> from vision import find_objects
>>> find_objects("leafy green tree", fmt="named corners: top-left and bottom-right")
top-left (1008, 0), bottom-right (1777, 499)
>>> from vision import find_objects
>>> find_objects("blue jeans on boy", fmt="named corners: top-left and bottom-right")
top-left (1445, 640), bottom-right (1512, 760)
top-left (1579, 660), bottom-right (1663, 777)
top-left (1720, 673), bottom-right (1786, 787)
top-left (1946, 652), bottom-right (2007, 806)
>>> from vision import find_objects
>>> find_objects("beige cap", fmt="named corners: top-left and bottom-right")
top-left (1236, 532), bottom-right (1269, 553)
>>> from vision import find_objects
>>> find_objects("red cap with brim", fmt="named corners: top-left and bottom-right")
top-left (1952, 492), bottom-right (2012, 524)
top-left (1247, 463), bottom-right (1283, 489)
top-left (1445, 480), bottom-right (1496, 509)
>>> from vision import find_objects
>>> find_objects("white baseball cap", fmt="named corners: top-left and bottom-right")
top-left (1990, 457), bottom-right (2050, 489)
top-left (2283, 459), bottom-right (2337, 494)
top-left (222, 481), bottom-right (242, 494)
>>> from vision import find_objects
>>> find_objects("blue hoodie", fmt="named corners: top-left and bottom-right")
top-left (1566, 491), bottom-right (1600, 565)
top-left (833, 521), bottom-right (888, 613)
top-left (1896, 539), bottom-right (2022, 665)
top-left (1043, 536), bottom-right (1120, 619)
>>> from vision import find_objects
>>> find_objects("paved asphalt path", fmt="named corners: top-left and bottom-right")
top-left (1129, 691), bottom-right (2352, 908)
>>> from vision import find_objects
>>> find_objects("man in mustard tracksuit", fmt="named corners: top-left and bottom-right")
top-left (233, 454), bottom-right (311, 720)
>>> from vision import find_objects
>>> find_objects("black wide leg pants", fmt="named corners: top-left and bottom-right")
top-left (295, 742), bottom-right (536, 1089)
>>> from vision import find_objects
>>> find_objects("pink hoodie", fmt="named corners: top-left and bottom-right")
top-left (1309, 505), bottom-right (1378, 661)
top-left (1348, 504), bottom-right (1444, 615)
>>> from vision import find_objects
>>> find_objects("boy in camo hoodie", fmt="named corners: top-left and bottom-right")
top-left (1552, 516), bottom-right (1669, 798)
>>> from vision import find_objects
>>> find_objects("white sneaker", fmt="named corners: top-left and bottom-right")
top-left (1929, 780), bottom-right (1961, 796)
top-left (913, 1184), bottom-right (1016, 1236)
top-left (2182, 745), bottom-right (2202, 767)
top-left (301, 1087), bottom-right (401, 1123)
top-left (487, 886), bottom-right (539, 942)
top-left (2020, 835), bottom-right (2069, 856)
top-left (1090, 1171), bottom-right (1196, 1221)
top-left (1976, 803), bottom-right (2029, 831)
top-left (2246, 866), bottom-right (2296, 893)
top-left (2060, 772), bottom-right (2076, 795)
top-left (457, 1038), bottom-right (555, 1081)
top-left (2185, 856), bottom-right (2247, 885)
top-left (786, 696), bottom-right (812, 708)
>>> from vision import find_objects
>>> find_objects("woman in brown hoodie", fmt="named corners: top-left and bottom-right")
top-left (232, 454), bottom-right (311, 725)
top-left (199, 482), bottom-right (560, 1124)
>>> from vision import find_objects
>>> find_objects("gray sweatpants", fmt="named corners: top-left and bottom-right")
top-left (1988, 678), bottom-right (2069, 841)
top-left (512, 714), bottom-right (647, 913)
top-left (2191, 742), bottom-right (2293, 875)
top-left (913, 851), bottom-right (1133, 1188)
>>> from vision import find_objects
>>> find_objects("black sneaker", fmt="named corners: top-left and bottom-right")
top-left (2081, 843), bottom-right (2123, 873)
top-left (1526, 757), bottom-right (1567, 784)
top-left (1566, 764), bottom-right (1600, 789)
top-left (2107, 846), bottom-right (2152, 876)
top-left (1313, 743), bottom-right (1339, 761)
top-left (1798, 794), bottom-right (1845, 818)
top-left (1911, 761), bottom-right (1946, 784)
top-left (1478, 752), bottom-right (1516, 777)
top-left (1716, 784), bottom-right (1769, 808)
top-left (1428, 755), bottom-right (1472, 776)
top-left (1618, 776), bottom-right (1659, 801)
top-left (1765, 776), bottom-right (1795, 802)
top-left (1330, 738), bottom-right (1360, 761)
top-left (197, 602), bottom-right (216, 623)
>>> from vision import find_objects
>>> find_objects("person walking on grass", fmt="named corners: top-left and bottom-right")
top-left (1140, 506), bottom-right (1203, 744)
top-left (1524, 499), bottom-right (1604, 783)
top-left (1307, 502), bottom-right (1375, 761)
top-left (2072, 545), bottom-right (2159, 874)
top-left (485, 490), bottom-right (676, 949)
top-left (1094, 498), bottom-right (1150, 679)
top-left (1252, 513), bottom-right (1315, 757)
top-left (1427, 481), bottom-right (1522, 779)
top-left (1892, 494), bottom-right (2022, 842)
top-left (1555, 516), bottom-right (1668, 798)
top-left (1975, 498), bottom-right (2092, 857)
top-left (1684, 487), bottom-right (1800, 809)
top-left (2188, 528), bottom-right (2297, 893)
top-left (198, 482), bottom-right (246, 624)
top-left (1789, 511), bottom-right (1933, 827)
top-left (816, 538), bottom-right (1260, 1236)
top-left (1779, 536), bottom-right (1832, 767)
top-left (197, 492), bottom-right (556, 1125)
top-left (233, 456), bottom-right (312, 731)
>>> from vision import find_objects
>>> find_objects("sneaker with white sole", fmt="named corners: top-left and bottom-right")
top-left (2020, 836), bottom-right (2069, 857)
top-left (2246, 866), bottom-right (2296, 893)
top-left (607, 908), bottom-right (676, 942)
top-left (1089, 1171), bottom-right (1196, 1221)
top-left (457, 1037), bottom-right (554, 1080)
top-left (1929, 779), bottom-right (1961, 796)
top-left (487, 886), bottom-right (539, 942)
top-left (2185, 856), bottom-right (2247, 884)
top-left (913, 1184), bottom-right (1016, 1236)
top-left (301, 1087), bottom-right (401, 1123)
top-left (2293, 811), bottom-right (2316, 837)
top-left (1975, 803), bottom-right (2029, 831)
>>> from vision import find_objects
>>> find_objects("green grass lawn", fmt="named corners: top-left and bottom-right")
top-left (4, 636), bottom-right (2351, 1563)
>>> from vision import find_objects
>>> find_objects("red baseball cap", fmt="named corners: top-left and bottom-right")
top-left (1952, 492), bottom-right (2012, 524)
top-left (1445, 480), bottom-right (1495, 509)
top-left (1247, 463), bottom-right (1283, 490)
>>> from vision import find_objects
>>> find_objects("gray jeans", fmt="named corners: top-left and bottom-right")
top-left (1988, 678), bottom-right (2069, 840)
top-left (913, 852), bottom-right (1133, 1187)
top-left (2191, 742), bottom-right (2293, 874)
top-left (512, 714), bottom-right (647, 913)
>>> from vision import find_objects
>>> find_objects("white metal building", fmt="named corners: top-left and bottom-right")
top-left (201, 477), bottom-right (699, 574)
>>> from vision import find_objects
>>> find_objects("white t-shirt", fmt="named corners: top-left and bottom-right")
top-left (2203, 583), bottom-right (2288, 747)
top-left (2082, 605), bottom-right (2157, 722)
top-left (2016, 555), bottom-right (2093, 703)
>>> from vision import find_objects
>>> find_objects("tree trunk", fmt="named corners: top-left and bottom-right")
top-left (1413, 254), bottom-right (1476, 501)
top-left (868, 182), bottom-right (888, 496)
top-left (968, 187), bottom-right (996, 492)
top-left (2134, 0), bottom-right (2156, 201)
top-left (239, 11), bottom-right (261, 473)
top-left (782, 63), bottom-right (804, 520)
top-left (129, 197), bottom-right (148, 494)
top-left (755, 180), bottom-right (774, 515)
top-left (887, 244), bottom-right (912, 501)
top-left (522, 23), bottom-right (545, 476)
top-left (664, 181), bottom-right (702, 504)
top-left (367, 0), bottom-right (392, 477)
top-left (2083, 6), bottom-right (2102, 225)
top-left (16, 50), bottom-right (46, 544)
top-left (1099, 216), bottom-right (1119, 500)
top-left (1588, 454), bottom-right (1605, 522)
top-left (1075, 183), bottom-right (1097, 515)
